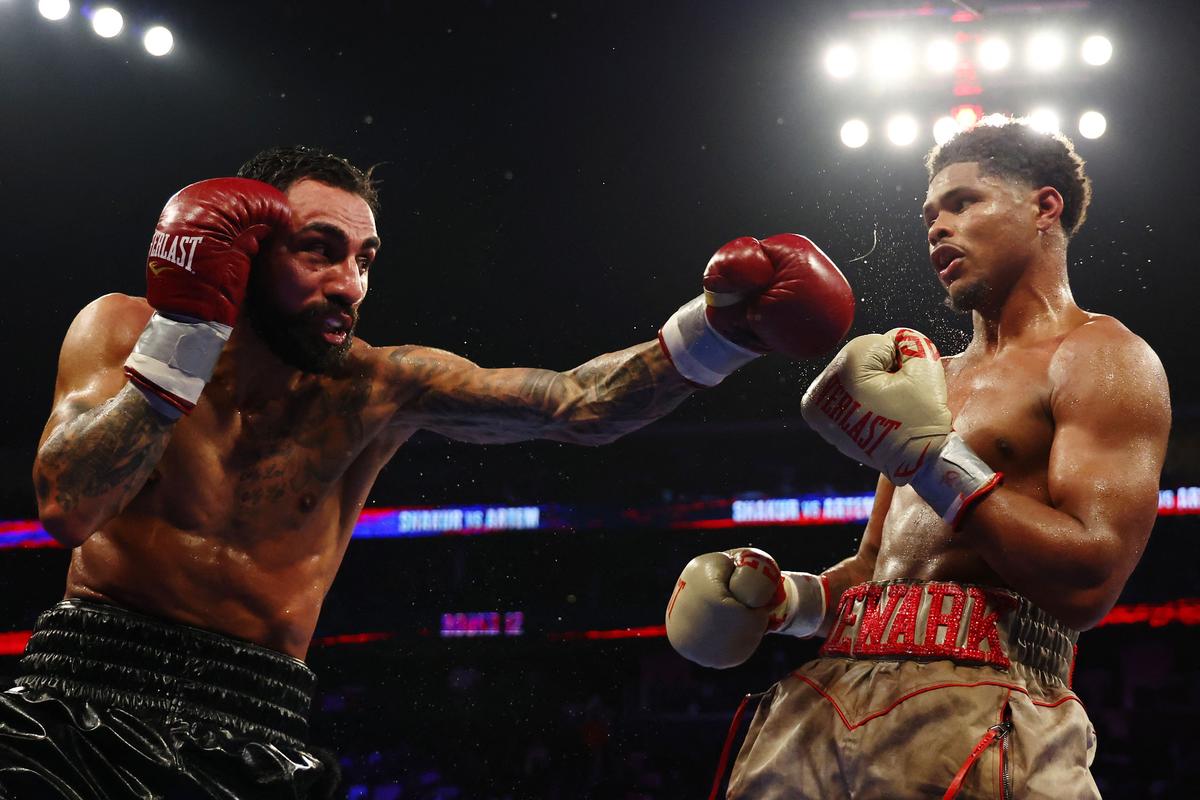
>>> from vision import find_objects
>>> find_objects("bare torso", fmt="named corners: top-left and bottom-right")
top-left (46, 290), bottom-right (690, 660)
top-left (65, 307), bottom-right (414, 658)
top-left (875, 314), bottom-right (1094, 585)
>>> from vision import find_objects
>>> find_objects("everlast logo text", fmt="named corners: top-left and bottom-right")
top-left (810, 374), bottom-right (902, 457)
top-left (819, 581), bottom-right (1017, 670)
top-left (148, 232), bottom-right (204, 272)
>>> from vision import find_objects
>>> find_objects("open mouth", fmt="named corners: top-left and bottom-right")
top-left (931, 244), bottom-right (966, 284)
top-left (320, 313), bottom-right (353, 345)
top-left (940, 257), bottom-right (964, 284)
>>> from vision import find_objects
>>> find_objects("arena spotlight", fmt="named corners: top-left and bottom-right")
top-left (91, 7), bottom-right (123, 38)
top-left (840, 119), bottom-right (869, 149)
top-left (926, 39), bottom-right (958, 74)
top-left (37, 0), bottom-right (70, 21)
top-left (1028, 107), bottom-right (1060, 134)
top-left (143, 25), bottom-right (173, 56)
top-left (824, 44), bottom-right (858, 79)
top-left (933, 116), bottom-right (960, 145)
top-left (977, 37), bottom-right (1011, 71)
top-left (1081, 35), bottom-right (1113, 66)
top-left (1026, 31), bottom-right (1066, 71)
top-left (1078, 110), bottom-right (1107, 139)
top-left (886, 114), bottom-right (919, 146)
top-left (953, 105), bottom-right (980, 129)
top-left (869, 36), bottom-right (914, 80)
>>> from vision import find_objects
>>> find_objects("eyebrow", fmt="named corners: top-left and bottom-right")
top-left (921, 186), bottom-right (973, 221)
top-left (298, 221), bottom-right (381, 252)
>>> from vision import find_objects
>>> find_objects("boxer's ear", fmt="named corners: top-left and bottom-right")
top-left (1033, 185), bottom-right (1065, 232)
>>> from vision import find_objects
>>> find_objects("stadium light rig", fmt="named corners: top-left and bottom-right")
top-left (1078, 110), bottom-right (1106, 139)
top-left (976, 36), bottom-right (1011, 71)
top-left (822, 30), bottom-right (1110, 83)
top-left (34, 0), bottom-right (176, 57)
top-left (885, 114), bottom-right (919, 146)
top-left (91, 6), bottom-right (123, 38)
top-left (926, 39), bottom-right (958, 74)
top-left (840, 118), bottom-right (870, 148)
top-left (37, 0), bottom-right (69, 21)
top-left (1027, 107), bottom-right (1061, 135)
top-left (143, 25), bottom-right (173, 56)
top-left (1025, 31), bottom-right (1066, 71)
top-left (1081, 34), bottom-right (1113, 66)
top-left (824, 3), bottom-right (1114, 151)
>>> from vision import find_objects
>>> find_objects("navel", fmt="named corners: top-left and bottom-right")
top-left (299, 492), bottom-right (317, 513)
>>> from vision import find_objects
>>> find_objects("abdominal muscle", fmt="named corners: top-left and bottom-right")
top-left (872, 485), bottom-right (1008, 587)
top-left (63, 496), bottom-right (353, 661)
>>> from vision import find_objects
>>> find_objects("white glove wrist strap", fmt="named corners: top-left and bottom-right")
top-left (910, 432), bottom-right (1002, 530)
top-left (659, 296), bottom-right (761, 387)
top-left (124, 313), bottom-right (231, 412)
top-left (769, 571), bottom-right (827, 639)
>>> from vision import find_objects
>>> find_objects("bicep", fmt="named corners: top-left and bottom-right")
top-left (1047, 332), bottom-right (1170, 563)
top-left (39, 296), bottom-right (149, 447)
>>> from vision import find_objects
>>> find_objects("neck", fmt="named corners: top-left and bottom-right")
top-left (212, 324), bottom-right (310, 408)
top-left (969, 239), bottom-right (1081, 352)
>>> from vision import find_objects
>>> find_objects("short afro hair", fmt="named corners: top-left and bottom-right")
top-left (237, 145), bottom-right (380, 215)
top-left (925, 118), bottom-right (1092, 237)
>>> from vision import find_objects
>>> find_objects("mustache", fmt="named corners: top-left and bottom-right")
top-left (298, 300), bottom-right (359, 328)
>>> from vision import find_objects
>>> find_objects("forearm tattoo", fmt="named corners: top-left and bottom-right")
top-left (36, 384), bottom-right (175, 514)
top-left (392, 340), bottom-right (695, 444)
top-left (559, 342), bottom-right (695, 440)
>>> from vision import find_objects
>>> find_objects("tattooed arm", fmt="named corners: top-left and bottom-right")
top-left (383, 340), bottom-right (696, 445)
top-left (33, 294), bottom-right (176, 547)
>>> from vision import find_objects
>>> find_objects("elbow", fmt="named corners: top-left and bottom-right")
top-left (33, 463), bottom-right (99, 548)
top-left (576, 428), bottom-right (628, 447)
top-left (550, 405), bottom-right (636, 446)
top-left (555, 430), bottom-right (626, 447)
top-left (1050, 602), bottom-right (1101, 632)
top-left (1046, 585), bottom-right (1123, 632)
top-left (1075, 585), bottom-right (1128, 632)
top-left (36, 502), bottom-right (93, 549)
top-left (573, 422), bottom-right (642, 446)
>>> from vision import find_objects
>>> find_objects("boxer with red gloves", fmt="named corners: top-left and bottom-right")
top-left (666, 120), bottom-right (1169, 799)
top-left (14, 143), bottom-right (853, 798)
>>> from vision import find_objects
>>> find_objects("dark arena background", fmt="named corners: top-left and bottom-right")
top-left (2, 0), bottom-right (1199, 797)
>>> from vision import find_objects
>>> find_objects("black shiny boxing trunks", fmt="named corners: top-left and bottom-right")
top-left (0, 599), bottom-right (338, 799)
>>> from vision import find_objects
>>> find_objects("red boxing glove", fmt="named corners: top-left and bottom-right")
top-left (146, 177), bottom-right (291, 327)
top-left (660, 234), bottom-right (854, 387)
top-left (705, 234), bottom-right (855, 359)
top-left (126, 178), bottom-right (291, 418)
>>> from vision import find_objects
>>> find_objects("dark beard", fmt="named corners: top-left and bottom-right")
top-left (943, 278), bottom-right (994, 314)
top-left (244, 278), bottom-right (357, 374)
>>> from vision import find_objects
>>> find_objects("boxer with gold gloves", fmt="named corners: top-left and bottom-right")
top-left (667, 119), bottom-right (1170, 799)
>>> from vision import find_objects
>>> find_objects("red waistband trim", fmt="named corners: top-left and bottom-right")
top-left (820, 582), bottom-right (1017, 670)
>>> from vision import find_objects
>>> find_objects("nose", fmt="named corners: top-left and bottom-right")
top-left (325, 257), bottom-right (367, 307)
top-left (928, 215), bottom-right (953, 248)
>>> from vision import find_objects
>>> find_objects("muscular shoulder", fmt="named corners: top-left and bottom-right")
top-left (62, 294), bottom-right (154, 367)
top-left (350, 342), bottom-right (476, 406)
top-left (1049, 314), bottom-right (1169, 417)
top-left (1051, 314), bottom-right (1162, 380)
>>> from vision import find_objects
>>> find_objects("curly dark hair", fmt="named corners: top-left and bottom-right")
top-left (237, 145), bottom-right (380, 215)
top-left (925, 118), bottom-right (1092, 237)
